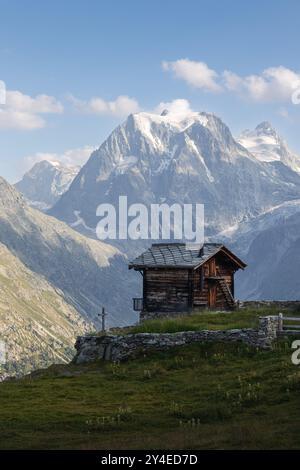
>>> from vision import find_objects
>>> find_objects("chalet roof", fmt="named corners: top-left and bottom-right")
top-left (129, 242), bottom-right (246, 270)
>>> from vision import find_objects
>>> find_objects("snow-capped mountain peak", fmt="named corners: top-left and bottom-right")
top-left (129, 109), bottom-right (210, 136)
top-left (15, 160), bottom-right (80, 210)
top-left (50, 109), bottom-right (300, 243)
top-left (124, 110), bottom-right (250, 163)
top-left (238, 122), bottom-right (300, 173)
top-left (255, 121), bottom-right (278, 137)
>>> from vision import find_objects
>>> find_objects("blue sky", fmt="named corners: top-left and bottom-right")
top-left (1, 0), bottom-right (300, 181)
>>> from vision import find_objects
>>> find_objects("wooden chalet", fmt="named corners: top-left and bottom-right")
top-left (129, 243), bottom-right (246, 319)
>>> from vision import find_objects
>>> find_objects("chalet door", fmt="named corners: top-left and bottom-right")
top-left (208, 283), bottom-right (217, 308)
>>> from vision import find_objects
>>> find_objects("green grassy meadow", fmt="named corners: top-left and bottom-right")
top-left (112, 306), bottom-right (300, 334)
top-left (0, 308), bottom-right (300, 450)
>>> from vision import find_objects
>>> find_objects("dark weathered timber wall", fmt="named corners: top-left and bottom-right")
top-left (145, 268), bottom-right (189, 312)
top-left (193, 257), bottom-right (234, 309)
top-left (215, 254), bottom-right (235, 309)
top-left (193, 267), bottom-right (209, 307)
top-left (143, 254), bottom-right (238, 313)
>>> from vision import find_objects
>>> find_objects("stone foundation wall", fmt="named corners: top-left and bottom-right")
top-left (258, 315), bottom-right (280, 340)
top-left (73, 315), bottom-right (280, 364)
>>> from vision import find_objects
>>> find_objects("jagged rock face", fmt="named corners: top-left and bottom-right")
top-left (218, 197), bottom-right (300, 300)
top-left (238, 122), bottom-right (300, 173)
top-left (231, 210), bottom-right (300, 300)
top-left (0, 178), bottom-right (138, 330)
top-left (10, 110), bottom-right (300, 310)
top-left (0, 241), bottom-right (91, 379)
top-left (50, 112), bottom-right (300, 247)
top-left (15, 160), bottom-right (80, 210)
top-left (47, 111), bottom-right (300, 300)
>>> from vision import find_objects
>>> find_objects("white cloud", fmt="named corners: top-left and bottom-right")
top-left (221, 70), bottom-right (242, 92)
top-left (154, 98), bottom-right (197, 120)
top-left (223, 66), bottom-right (300, 102)
top-left (162, 59), bottom-right (222, 93)
top-left (0, 80), bottom-right (5, 105)
top-left (5, 91), bottom-right (63, 113)
top-left (163, 59), bottom-right (300, 103)
top-left (277, 107), bottom-right (294, 123)
top-left (68, 94), bottom-right (140, 117)
top-left (0, 89), bottom-right (63, 130)
top-left (24, 145), bottom-right (96, 170)
top-left (0, 110), bottom-right (45, 130)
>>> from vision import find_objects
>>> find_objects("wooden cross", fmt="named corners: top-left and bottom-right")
top-left (98, 307), bottom-right (107, 333)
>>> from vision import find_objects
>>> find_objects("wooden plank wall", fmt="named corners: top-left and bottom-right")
top-left (190, 257), bottom-right (235, 309)
top-left (213, 255), bottom-right (234, 309)
top-left (145, 268), bottom-right (189, 312)
top-left (144, 254), bottom-right (236, 312)
top-left (193, 266), bottom-right (209, 307)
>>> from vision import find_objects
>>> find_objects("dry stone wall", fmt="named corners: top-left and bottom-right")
top-left (73, 316), bottom-right (280, 364)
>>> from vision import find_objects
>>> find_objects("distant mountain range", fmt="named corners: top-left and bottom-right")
top-left (8, 110), bottom-right (300, 376)
top-left (0, 177), bottom-right (138, 377)
top-left (48, 112), bottom-right (300, 236)
top-left (218, 198), bottom-right (300, 299)
top-left (47, 110), bottom-right (300, 300)
top-left (15, 160), bottom-right (80, 210)
top-left (238, 121), bottom-right (300, 174)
